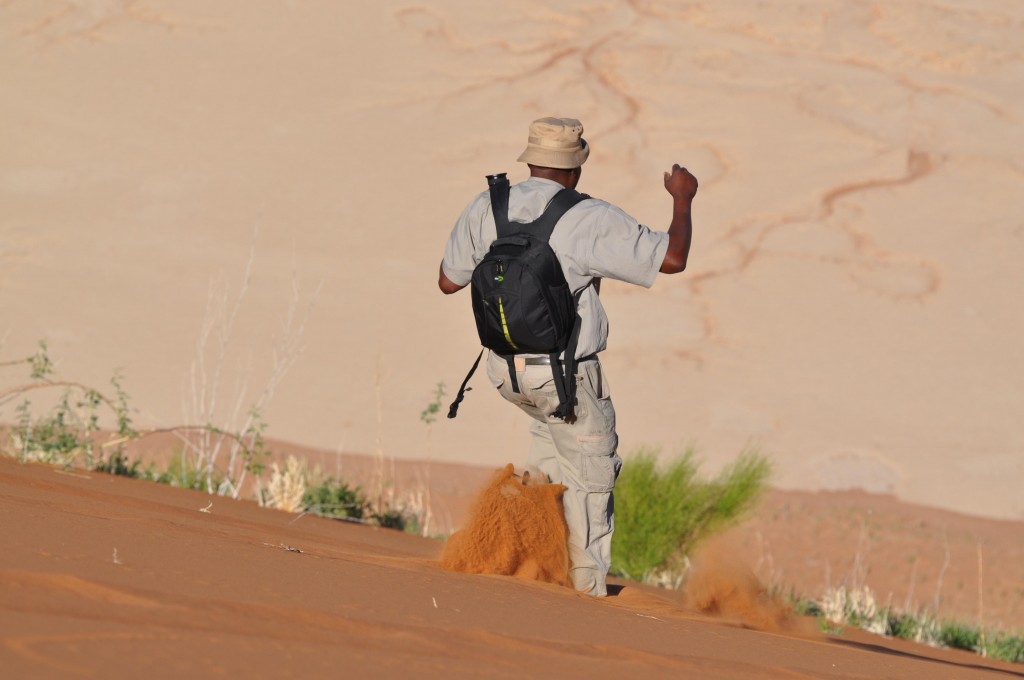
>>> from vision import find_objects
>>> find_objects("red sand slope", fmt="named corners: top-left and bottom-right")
top-left (2, 457), bottom-right (1020, 679)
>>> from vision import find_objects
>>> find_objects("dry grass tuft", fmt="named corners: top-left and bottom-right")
top-left (264, 455), bottom-right (307, 513)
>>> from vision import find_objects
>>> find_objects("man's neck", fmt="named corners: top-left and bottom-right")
top-left (528, 166), bottom-right (576, 189)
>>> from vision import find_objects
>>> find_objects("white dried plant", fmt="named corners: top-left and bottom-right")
top-left (821, 585), bottom-right (887, 635)
top-left (265, 455), bottom-right (307, 513)
top-left (643, 557), bottom-right (692, 590)
top-left (179, 229), bottom-right (321, 498)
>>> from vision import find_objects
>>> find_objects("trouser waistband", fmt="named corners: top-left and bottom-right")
top-left (493, 353), bottom-right (598, 367)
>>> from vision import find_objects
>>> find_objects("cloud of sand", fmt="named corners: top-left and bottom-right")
top-left (440, 464), bottom-right (570, 587)
top-left (441, 468), bottom-right (815, 636)
top-left (682, 535), bottom-right (813, 634)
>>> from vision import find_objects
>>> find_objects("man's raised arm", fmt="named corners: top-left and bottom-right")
top-left (660, 164), bottom-right (698, 274)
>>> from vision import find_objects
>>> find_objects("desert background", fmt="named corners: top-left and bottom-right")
top-left (2, 0), bottom-right (1024, 676)
top-left (2, 0), bottom-right (1022, 520)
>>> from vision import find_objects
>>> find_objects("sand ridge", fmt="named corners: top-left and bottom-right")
top-left (3, 456), bottom-right (1023, 679)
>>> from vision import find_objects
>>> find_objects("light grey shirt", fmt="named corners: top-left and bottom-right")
top-left (442, 176), bottom-right (669, 358)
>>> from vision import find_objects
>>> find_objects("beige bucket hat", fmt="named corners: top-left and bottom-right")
top-left (516, 117), bottom-right (590, 169)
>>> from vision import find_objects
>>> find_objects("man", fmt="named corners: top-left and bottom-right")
top-left (438, 117), bottom-right (697, 596)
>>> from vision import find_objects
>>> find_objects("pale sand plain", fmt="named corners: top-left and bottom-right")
top-left (2, 1), bottom-right (1022, 520)
top-left (3, 10), bottom-right (1024, 669)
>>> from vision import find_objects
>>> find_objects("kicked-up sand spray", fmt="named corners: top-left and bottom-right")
top-left (683, 535), bottom-right (808, 633)
top-left (442, 466), bottom-right (812, 636)
top-left (440, 464), bottom-right (571, 587)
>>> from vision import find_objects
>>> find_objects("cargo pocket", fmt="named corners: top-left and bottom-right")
top-left (576, 432), bottom-right (621, 493)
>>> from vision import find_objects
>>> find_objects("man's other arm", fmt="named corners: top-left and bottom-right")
top-left (660, 164), bottom-right (698, 274)
top-left (438, 263), bottom-right (466, 294)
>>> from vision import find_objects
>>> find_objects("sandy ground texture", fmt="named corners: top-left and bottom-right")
top-left (2, 1), bottom-right (1023, 522)
top-left (3, 456), bottom-right (1024, 680)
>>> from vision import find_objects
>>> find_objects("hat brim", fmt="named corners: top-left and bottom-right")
top-left (517, 138), bottom-right (589, 169)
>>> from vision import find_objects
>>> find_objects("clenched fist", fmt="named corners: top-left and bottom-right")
top-left (664, 164), bottom-right (698, 201)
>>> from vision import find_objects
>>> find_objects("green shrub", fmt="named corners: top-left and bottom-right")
top-left (144, 451), bottom-right (213, 490)
top-left (93, 450), bottom-right (143, 478)
top-left (989, 632), bottom-right (1024, 663)
top-left (372, 508), bottom-right (408, 531)
top-left (2, 342), bottom-right (135, 471)
top-left (783, 589), bottom-right (822, 618)
top-left (939, 621), bottom-right (983, 653)
top-left (611, 447), bottom-right (771, 581)
top-left (887, 610), bottom-right (922, 640)
top-left (11, 394), bottom-right (87, 466)
top-left (807, 581), bottom-right (1023, 665)
top-left (302, 479), bottom-right (369, 520)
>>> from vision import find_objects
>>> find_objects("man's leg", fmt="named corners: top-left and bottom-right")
top-left (525, 362), bottom-right (621, 596)
top-left (486, 353), bottom-right (621, 596)
top-left (526, 419), bottom-right (562, 486)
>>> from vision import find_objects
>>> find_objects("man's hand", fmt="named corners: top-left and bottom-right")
top-left (664, 163), bottom-right (698, 201)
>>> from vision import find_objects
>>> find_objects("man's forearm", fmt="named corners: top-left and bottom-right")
top-left (660, 196), bottom-right (692, 274)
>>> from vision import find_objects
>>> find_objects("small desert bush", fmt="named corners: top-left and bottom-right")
top-left (3, 343), bottom-right (438, 538)
top-left (2, 342), bottom-right (135, 470)
top-left (989, 633), bottom-right (1024, 663)
top-left (263, 455), bottom-right (308, 513)
top-left (820, 585), bottom-right (890, 636)
top-left (93, 449), bottom-right (144, 478)
top-left (302, 478), bottom-right (369, 520)
top-left (144, 450), bottom-right (215, 490)
top-left (611, 447), bottom-right (771, 583)
top-left (299, 476), bottom-right (426, 531)
top-left (938, 620), bottom-right (983, 653)
top-left (806, 584), bottom-right (1024, 664)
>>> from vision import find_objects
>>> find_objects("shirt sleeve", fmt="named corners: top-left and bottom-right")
top-left (584, 202), bottom-right (669, 288)
top-left (441, 193), bottom-right (490, 286)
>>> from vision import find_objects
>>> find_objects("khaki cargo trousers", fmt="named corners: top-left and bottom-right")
top-left (485, 351), bottom-right (622, 596)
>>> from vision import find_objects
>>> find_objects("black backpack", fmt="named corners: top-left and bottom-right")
top-left (448, 173), bottom-right (590, 423)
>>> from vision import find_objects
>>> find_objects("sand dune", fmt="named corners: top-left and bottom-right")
top-left (2, 0), bottom-right (1022, 521)
top-left (3, 456), bottom-right (1022, 679)
top-left (1, 1), bottom-right (1023, 672)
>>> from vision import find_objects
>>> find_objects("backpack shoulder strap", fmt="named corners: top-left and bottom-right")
top-left (488, 176), bottom-right (592, 241)
top-left (526, 188), bottom-right (590, 243)
top-left (488, 175), bottom-right (514, 238)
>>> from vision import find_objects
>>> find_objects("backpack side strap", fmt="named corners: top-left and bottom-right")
top-left (550, 287), bottom-right (585, 424)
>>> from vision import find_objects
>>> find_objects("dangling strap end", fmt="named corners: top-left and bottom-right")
top-left (550, 401), bottom-right (577, 425)
top-left (448, 349), bottom-right (484, 419)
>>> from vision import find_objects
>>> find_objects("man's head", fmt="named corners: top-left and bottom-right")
top-left (518, 117), bottom-right (588, 189)
top-left (517, 117), bottom-right (589, 169)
